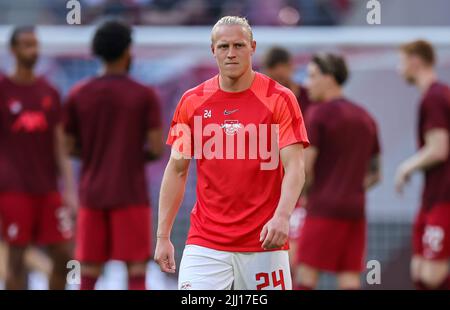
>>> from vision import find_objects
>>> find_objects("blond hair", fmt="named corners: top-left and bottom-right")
top-left (211, 16), bottom-right (253, 43)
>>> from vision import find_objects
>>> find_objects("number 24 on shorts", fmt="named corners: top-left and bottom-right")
top-left (255, 270), bottom-right (285, 290)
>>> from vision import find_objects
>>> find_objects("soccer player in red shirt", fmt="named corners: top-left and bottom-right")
top-left (296, 53), bottom-right (381, 290)
top-left (0, 26), bottom-right (76, 289)
top-left (262, 46), bottom-right (312, 115)
top-left (63, 20), bottom-right (163, 290)
top-left (396, 40), bottom-right (450, 290)
top-left (155, 16), bottom-right (309, 290)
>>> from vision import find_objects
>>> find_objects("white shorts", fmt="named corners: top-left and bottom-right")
top-left (178, 245), bottom-right (292, 290)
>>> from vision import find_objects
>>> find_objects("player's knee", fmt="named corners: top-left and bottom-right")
top-left (48, 244), bottom-right (72, 272)
top-left (81, 263), bottom-right (103, 278)
top-left (337, 273), bottom-right (361, 290)
top-left (420, 260), bottom-right (449, 288)
top-left (127, 262), bottom-right (147, 276)
top-left (7, 246), bottom-right (26, 274)
top-left (410, 255), bottom-right (423, 281)
top-left (298, 264), bottom-right (319, 288)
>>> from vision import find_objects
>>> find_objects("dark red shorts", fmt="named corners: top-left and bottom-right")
top-left (75, 205), bottom-right (151, 263)
top-left (297, 215), bottom-right (366, 273)
top-left (413, 203), bottom-right (450, 260)
top-left (0, 192), bottom-right (73, 246)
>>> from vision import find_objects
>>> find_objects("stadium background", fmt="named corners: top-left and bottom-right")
top-left (0, 0), bottom-right (449, 289)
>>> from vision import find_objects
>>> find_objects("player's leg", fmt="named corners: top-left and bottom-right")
top-left (337, 219), bottom-right (366, 290)
top-left (75, 207), bottom-right (109, 290)
top-left (297, 263), bottom-right (320, 290)
top-left (336, 272), bottom-right (361, 290)
top-left (297, 215), bottom-right (345, 289)
top-left (178, 245), bottom-right (234, 290)
top-left (6, 245), bottom-right (28, 289)
top-left (417, 204), bottom-right (450, 289)
top-left (233, 250), bottom-right (292, 290)
top-left (46, 243), bottom-right (73, 289)
top-left (36, 192), bottom-right (73, 289)
top-left (0, 193), bottom-right (35, 289)
top-left (110, 205), bottom-right (151, 290)
top-left (411, 209), bottom-right (426, 289)
top-left (419, 259), bottom-right (449, 289)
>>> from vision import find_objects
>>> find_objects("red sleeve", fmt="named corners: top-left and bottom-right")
top-left (166, 93), bottom-right (193, 157)
top-left (304, 106), bottom-right (323, 149)
top-left (274, 89), bottom-right (309, 150)
top-left (145, 87), bottom-right (162, 130)
top-left (422, 93), bottom-right (450, 132)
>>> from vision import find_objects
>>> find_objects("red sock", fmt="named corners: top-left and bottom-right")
top-left (295, 284), bottom-right (314, 290)
top-left (128, 275), bottom-right (146, 290)
top-left (80, 275), bottom-right (97, 290)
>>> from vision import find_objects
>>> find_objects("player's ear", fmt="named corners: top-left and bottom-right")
top-left (251, 40), bottom-right (256, 55)
top-left (211, 43), bottom-right (216, 56)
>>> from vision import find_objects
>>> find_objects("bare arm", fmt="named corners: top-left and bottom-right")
top-left (301, 145), bottom-right (318, 197)
top-left (154, 149), bottom-right (190, 273)
top-left (54, 124), bottom-right (78, 211)
top-left (395, 129), bottom-right (449, 193)
top-left (260, 144), bottom-right (306, 250)
top-left (364, 154), bottom-right (381, 190)
top-left (145, 128), bottom-right (164, 161)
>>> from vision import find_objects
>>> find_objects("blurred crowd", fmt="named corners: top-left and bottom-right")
top-left (0, 0), bottom-right (353, 26)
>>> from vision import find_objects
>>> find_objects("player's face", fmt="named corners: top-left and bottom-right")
top-left (398, 52), bottom-right (417, 85)
top-left (306, 62), bottom-right (328, 101)
top-left (11, 31), bottom-right (39, 69)
top-left (266, 63), bottom-right (294, 88)
top-left (211, 25), bottom-right (256, 79)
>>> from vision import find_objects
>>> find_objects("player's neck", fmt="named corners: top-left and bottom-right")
top-left (322, 87), bottom-right (343, 102)
top-left (416, 69), bottom-right (437, 94)
top-left (219, 69), bottom-right (255, 93)
top-left (10, 66), bottom-right (36, 85)
top-left (102, 61), bottom-right (129, 76)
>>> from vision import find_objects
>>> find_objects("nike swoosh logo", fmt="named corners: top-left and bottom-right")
top-left (224, 109), bottom-right (239, 115)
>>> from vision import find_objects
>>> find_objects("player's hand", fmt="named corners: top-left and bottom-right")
top-left (259, 214), bottom-right (290, 250)
top-left (154, 237), bottom-right (176, 273)
top-left (63, 188), bottom-right (78, 217)
top-left (395, 162), bottom-right (413, 194)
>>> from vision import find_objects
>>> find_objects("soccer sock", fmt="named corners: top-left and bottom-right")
top-left (80, 275), bottom-right (97, 290)
top-left (128, 275), bottom-right (146, 290)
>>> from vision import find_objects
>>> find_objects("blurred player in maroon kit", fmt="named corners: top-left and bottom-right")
top-left (261, 46), bottom-right (313, 285)
top-left (63, 20), bottom-right (163, 290)
top-left (0, 26), bottom-right (76, 289)
top-left (262, 46), bottom-right (312, 115)
top-left (396, 40), bottom-right (450, 290)
top-left (296, 53), bottom-right (382, 289)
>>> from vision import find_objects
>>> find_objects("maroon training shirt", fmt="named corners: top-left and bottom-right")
top-left (63, 74), bottom-right (161, 209)
top-left (305, 98), bottom-right (381, 219)
top-left (418, 81), bottom-right (450, 210)
top-left (0, 76), bottom-right (61, 194)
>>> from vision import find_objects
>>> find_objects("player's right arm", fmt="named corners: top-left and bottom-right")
top-left (154, 149), bottom-right (190, 273)
top-left (364, 154), bottom-right (381, 189)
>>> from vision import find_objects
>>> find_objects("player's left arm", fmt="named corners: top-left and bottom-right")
top-left (54, 124), bottom-right (78, 212)
top-left (301, 145), bottom-right (318, 197)
top-left (395, 128), bottom-right (449, 193)
top-left (260, 143), bottom-right (306, 250)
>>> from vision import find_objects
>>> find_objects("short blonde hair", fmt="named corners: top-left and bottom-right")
top-left (211, 16), bottom-right (253, 43)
